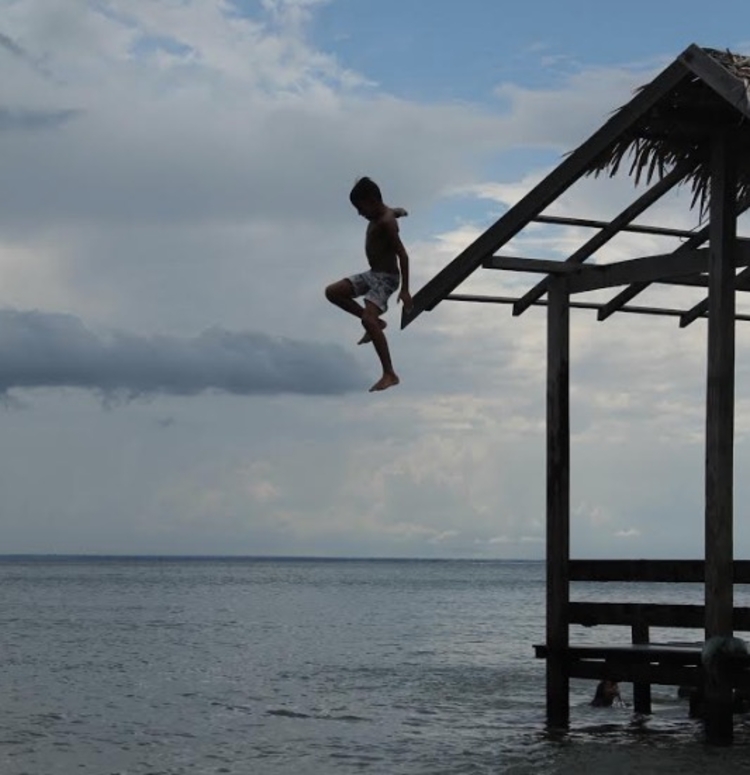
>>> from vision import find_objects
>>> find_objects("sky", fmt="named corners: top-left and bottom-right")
top-left (3, 0), bottom-right (750, 559)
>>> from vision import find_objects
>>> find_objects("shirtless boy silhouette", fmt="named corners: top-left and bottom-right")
top-left (325, 177), bottom-right (412, 392)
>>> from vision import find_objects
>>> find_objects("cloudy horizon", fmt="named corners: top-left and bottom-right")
top-left (3, 1), bottom-right (750, 559)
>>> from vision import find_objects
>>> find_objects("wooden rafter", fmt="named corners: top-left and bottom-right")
top-left (532, 214), bottom-right (697, 239)
top-left (446, 293), bottom-right (750, 322)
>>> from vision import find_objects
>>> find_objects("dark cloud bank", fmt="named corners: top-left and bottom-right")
top-left (0, 310), bottom-right (364, 397)
top-left (0, 106), bottom-right (80, 132)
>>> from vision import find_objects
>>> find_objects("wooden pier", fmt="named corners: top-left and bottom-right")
top-left (401, 45), bottom-right (750, 744)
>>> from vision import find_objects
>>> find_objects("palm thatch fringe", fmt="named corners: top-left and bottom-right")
top-left (587, 48), bottom-right (750, 218)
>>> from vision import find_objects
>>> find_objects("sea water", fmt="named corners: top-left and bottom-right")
top-left (2, 556), bottom-right (750, 774)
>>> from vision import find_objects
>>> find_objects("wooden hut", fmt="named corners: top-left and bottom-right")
top-left (402, 44), bottom-right (750, 744)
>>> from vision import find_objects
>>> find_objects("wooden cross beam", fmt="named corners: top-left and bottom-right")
top-left (566, 244), bottom-right (750, 293)
top-left (482, 256), bottom-right (581, 274)
top-left (481, 254), bottom-right (719, 287)
top-left (483, 243), bottom-right (750, 292)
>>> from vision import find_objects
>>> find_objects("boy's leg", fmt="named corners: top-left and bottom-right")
top-left (357, 319), bottom-right (386, 345)
top-left (325, 277), bottom-right (386, 343)
top-left (361, 301), bottom-right (399, 392)
top-left (325, 279), bottom-right (364, 318)
top-left (357, 273), bottom-right (394, 344)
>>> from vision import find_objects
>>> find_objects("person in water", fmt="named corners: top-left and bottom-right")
top-left (325, 177), bottom-right (412, 392)
top-left (591, 679), bottom-right (622, 707)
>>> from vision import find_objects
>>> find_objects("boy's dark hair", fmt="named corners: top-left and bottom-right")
top-left (350, 177), bottom-right (383, 205)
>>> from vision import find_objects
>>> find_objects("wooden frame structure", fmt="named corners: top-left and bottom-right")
top-left (401, 45), bottom-right (750, 744)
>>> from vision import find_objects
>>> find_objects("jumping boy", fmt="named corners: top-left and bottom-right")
top-left (325, 177), bottom-right (412, 392)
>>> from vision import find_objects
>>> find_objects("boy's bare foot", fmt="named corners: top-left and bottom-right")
top-left (369, 373), bottom-right (400, 392)
top-left (358, 319), bottom-right (387, 345)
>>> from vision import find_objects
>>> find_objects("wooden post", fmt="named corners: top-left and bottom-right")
top-left (546, 278), bottom-right (570, 728)
top-left (704, 130), bottom-right (737, 745)
top-left (631, 620), bottom-right (652, 714)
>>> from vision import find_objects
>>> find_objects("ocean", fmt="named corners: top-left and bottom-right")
top-left (2, 556), bottom-right (750, 774)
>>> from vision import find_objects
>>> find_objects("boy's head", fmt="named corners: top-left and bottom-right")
top-left (350, 177), bottom-right (383, 220)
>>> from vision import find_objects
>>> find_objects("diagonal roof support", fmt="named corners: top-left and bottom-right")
top-left (401, 57), bottom-right (691, 329)
top-left (511, 160), bottom-right (694, 316)
top-left (680, 265), bottom-right (750, 328)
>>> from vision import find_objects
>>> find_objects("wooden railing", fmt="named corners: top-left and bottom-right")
top-left (548, 560), bottom-right (750, 713)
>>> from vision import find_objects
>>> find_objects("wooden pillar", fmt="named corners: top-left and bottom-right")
top-left (631, 620), bottom-right (652, 714)
top-left (704, 130), bottom-right (737, 745)
top-left (546, 278), bottom-right (570, 728)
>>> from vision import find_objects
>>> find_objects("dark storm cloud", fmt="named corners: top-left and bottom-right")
top-left (0, 106), bottom-right (81, 132)
top-left (0, 310), bottom-right (365, 397)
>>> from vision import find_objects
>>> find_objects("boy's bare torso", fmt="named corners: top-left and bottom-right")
top-left (365, 210), bottom-right (400, 275)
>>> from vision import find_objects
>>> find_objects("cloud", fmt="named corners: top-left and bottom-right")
top-left (0, 309), bottom-right (364, 397)
top-left (0, 106), bottom-right (80, 131)
top-left (0, 29), bottom-right (27, 59)
top-left (0, 27), bottom-right (58, 81)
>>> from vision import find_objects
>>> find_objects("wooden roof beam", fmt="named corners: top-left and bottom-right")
top-left (478, 255), bottom-right (725, 288)
top-left (481, 256), bottom-right (581, 274)
top-left (483, 248), bottom-right (745, 289)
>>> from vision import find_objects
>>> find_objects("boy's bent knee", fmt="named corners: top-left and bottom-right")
top-left (325, 284), bottom-right (341, 303)
top-left (325, 280), bottom-right (352, 302)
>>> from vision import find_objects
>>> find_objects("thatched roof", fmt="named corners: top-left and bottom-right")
top-left (588, 48), bottom-right (750, 215)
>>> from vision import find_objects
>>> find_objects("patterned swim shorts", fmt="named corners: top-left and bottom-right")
top-left (347, 270), bottom-right (400, 312)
